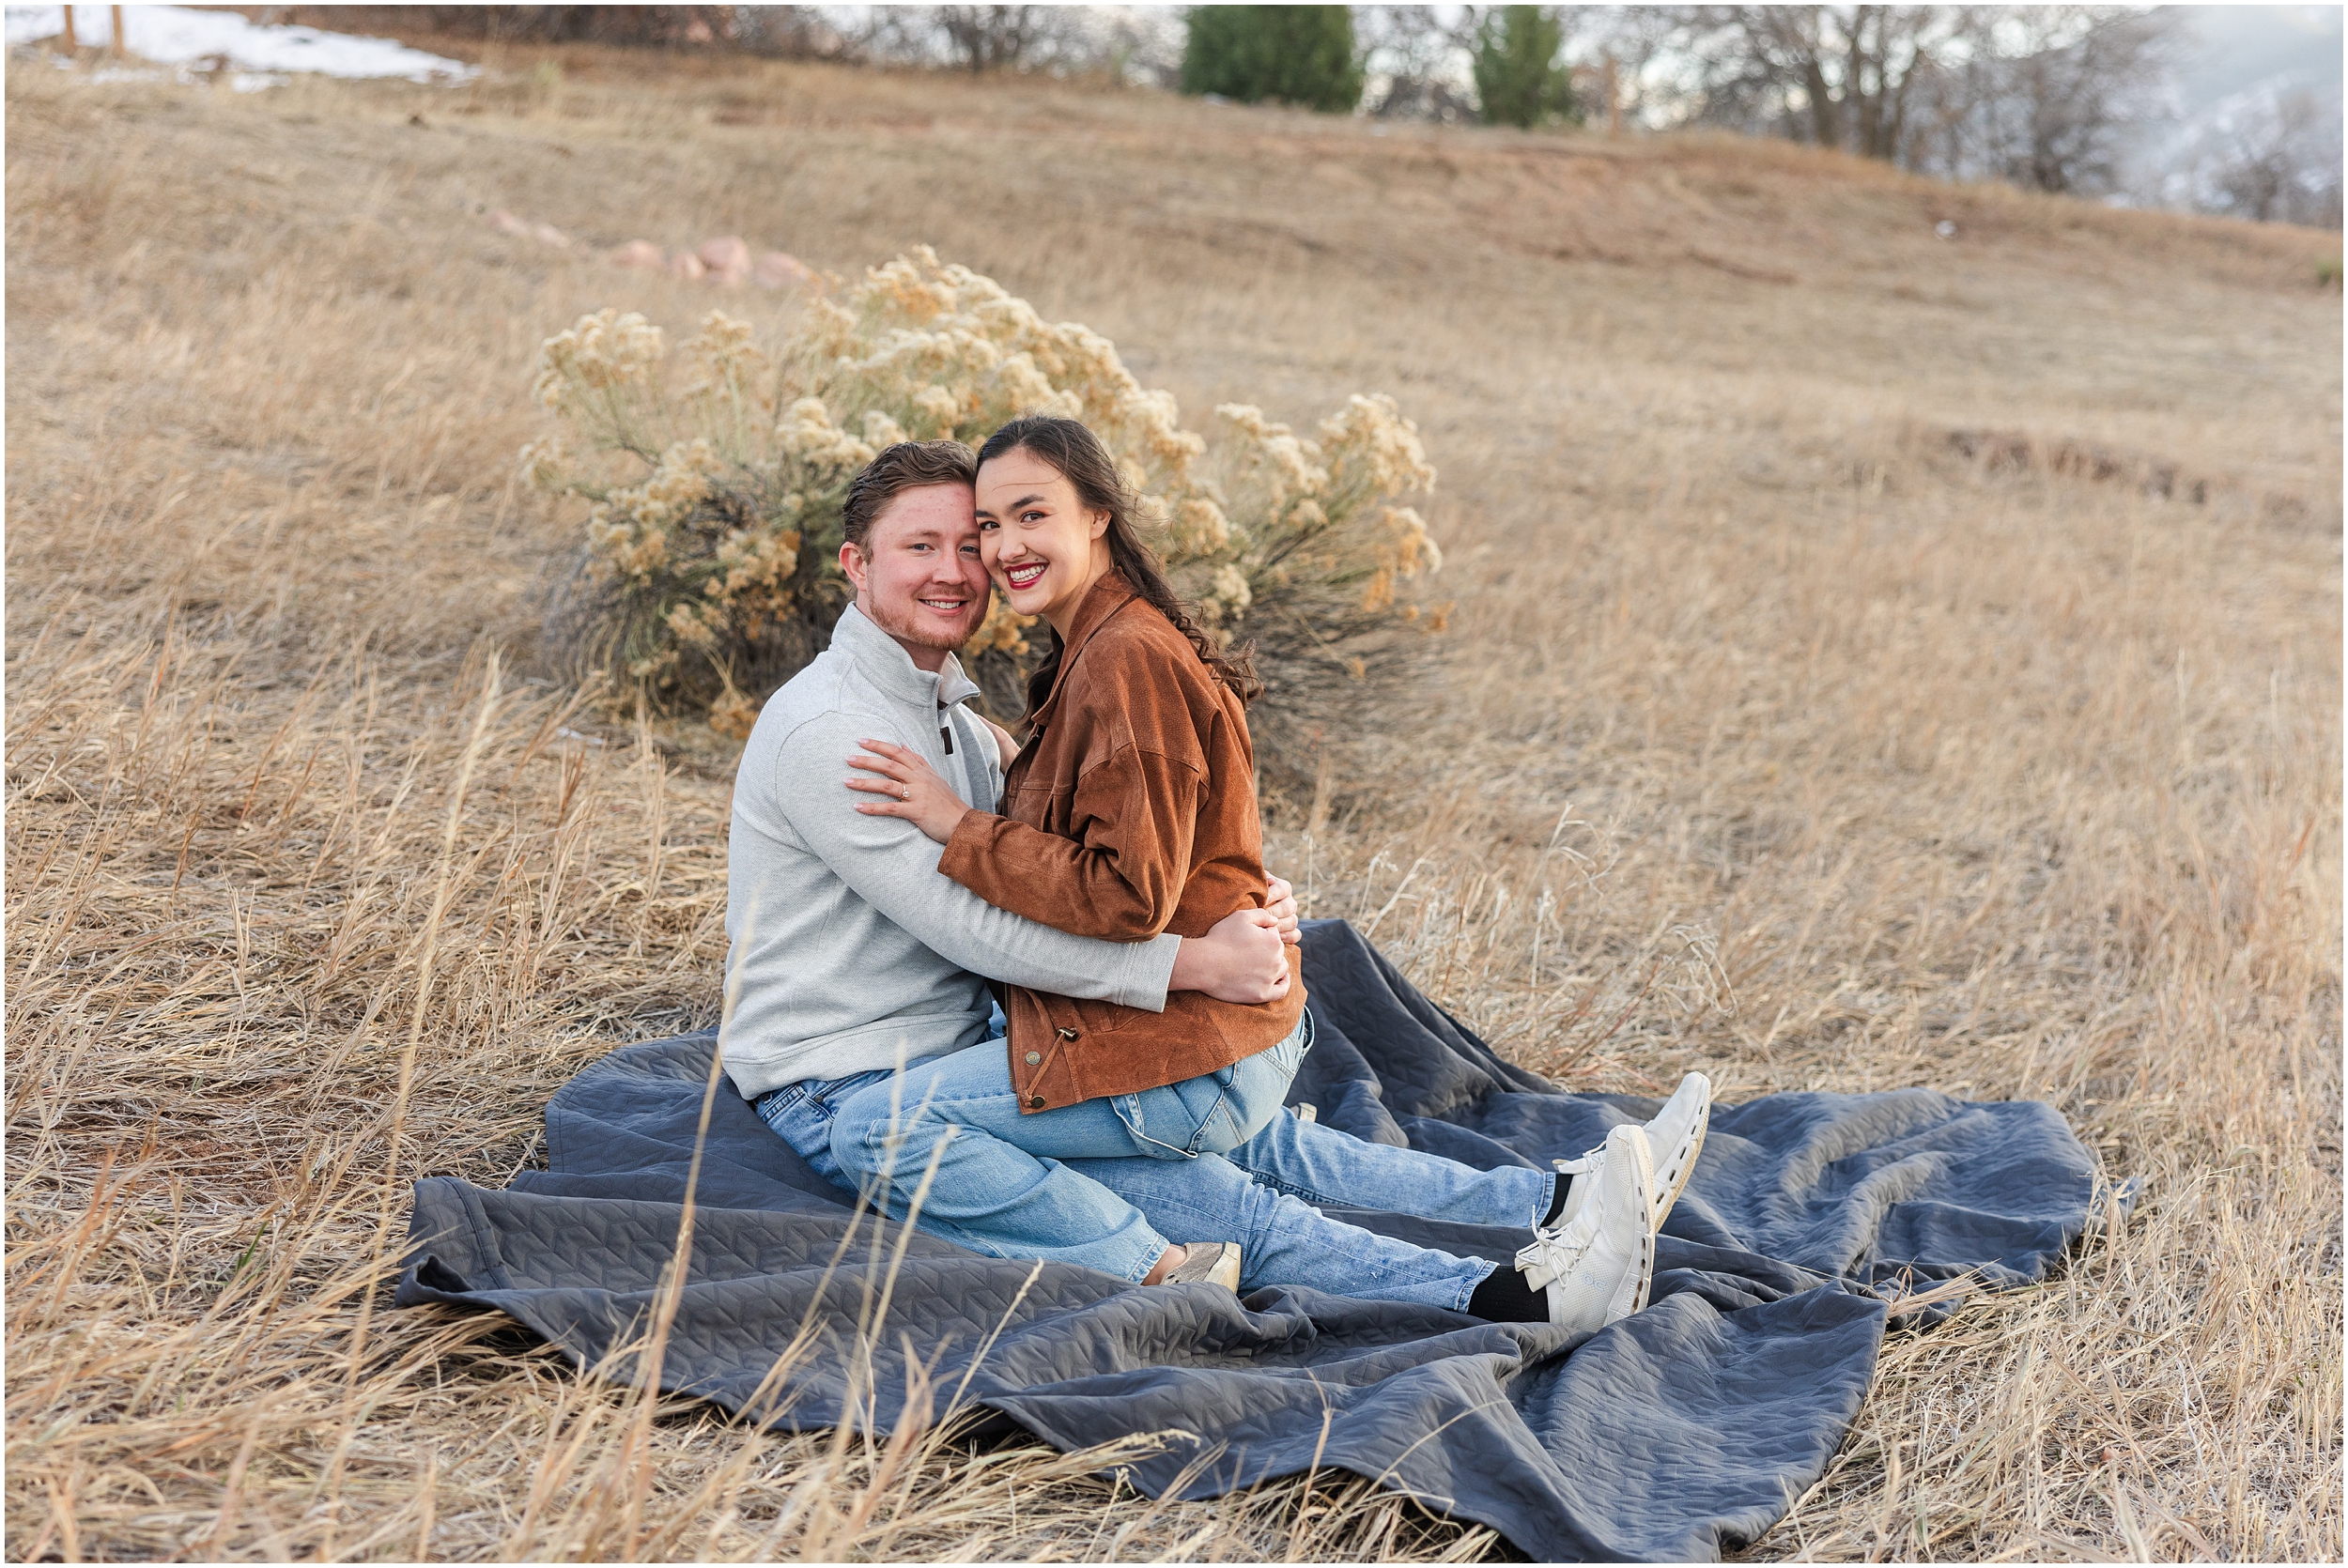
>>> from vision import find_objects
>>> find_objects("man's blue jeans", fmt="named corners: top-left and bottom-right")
top-left (754, 1016), bottom-right (1551, 1310)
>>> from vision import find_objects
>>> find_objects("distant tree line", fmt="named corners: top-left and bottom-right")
top-left (298, 5), bottom-right (2340, 228)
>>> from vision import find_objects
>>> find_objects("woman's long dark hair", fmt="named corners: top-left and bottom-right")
top-left (978, 414), bottom-right (1261, 721)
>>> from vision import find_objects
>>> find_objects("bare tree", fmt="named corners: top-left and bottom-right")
top-left (929, 5), bottom-right (1048, 72)
top-left (1577, 6), bottom-right (1688, 129)
top-left (2184, 86), bottom-right (2346, 227)
top-left (1674, 6), bottom-right (1964, 160)
top-left (849, 6), bottom-right (1165, 80)
top-left (1358, 6), bottom-right (1478, 122)
top-left (374, 6), bottom-right (736, 48)
top-left (1906, 8), bottom-right (2171, 192)
top-left (732, 6), bottom-right (861, 61)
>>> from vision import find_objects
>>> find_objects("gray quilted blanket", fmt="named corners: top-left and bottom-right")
top-left (396, 920), bottom-right (2109, 1560)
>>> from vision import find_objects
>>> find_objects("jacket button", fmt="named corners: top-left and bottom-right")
top-left (1028, 1095), bottom-right (1045, 1109)
top-left (1058, 1027), bottom-right (1080, 1042)
top-left (1025, 1052), bottom-right (1041, 1065)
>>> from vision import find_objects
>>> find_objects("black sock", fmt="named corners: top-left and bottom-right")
top-left (1542, 1173), bottom-right (1572, 1226)
top-left (1468, 1264), bottom-right (1550, 1323)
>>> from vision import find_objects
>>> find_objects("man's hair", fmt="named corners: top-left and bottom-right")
top-left (841, 439), bottom-right (978, 550)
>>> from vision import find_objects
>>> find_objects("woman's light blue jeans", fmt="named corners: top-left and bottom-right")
top-left (754, 1012), bottom-right (1551, 1310)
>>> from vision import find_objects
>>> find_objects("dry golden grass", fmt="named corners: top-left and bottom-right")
top-left (6, 41), bottom-right (2340, 1562)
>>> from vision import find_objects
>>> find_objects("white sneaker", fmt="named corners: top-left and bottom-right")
top-left (1515, 1124), bottom-right (1656, 1333)
top-left (1553, 1071), bottom-right (1712, 1232)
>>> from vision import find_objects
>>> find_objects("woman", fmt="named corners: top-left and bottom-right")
top-left (830, 416), bottom-right (1709, 1320)
top-left (835, 414), bottom-right (1316, 1285)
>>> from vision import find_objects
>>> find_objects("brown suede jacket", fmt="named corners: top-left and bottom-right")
top-left (936, 572), bottom-right (1305, 1113)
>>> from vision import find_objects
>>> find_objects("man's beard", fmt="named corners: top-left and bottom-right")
top-left (863, 591), bottom-right (981, 653)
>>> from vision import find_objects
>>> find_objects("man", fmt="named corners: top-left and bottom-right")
top-left (721, 438), bottom-right (1703, 1327)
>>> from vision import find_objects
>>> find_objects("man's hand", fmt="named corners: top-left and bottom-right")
top-left (1170, 905), bottom-right (1292, 1005)
top-left (1265, 875), bottom-right (1300, 945)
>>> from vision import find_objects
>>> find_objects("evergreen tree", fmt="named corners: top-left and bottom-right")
top-left (1182, 7), bottom-right (1363, 115)
top-left (1473, 6), bottom-right (1576, 129)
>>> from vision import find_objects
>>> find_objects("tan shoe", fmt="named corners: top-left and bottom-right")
top-left (1160, 1240), bottom-right (1244, 1291)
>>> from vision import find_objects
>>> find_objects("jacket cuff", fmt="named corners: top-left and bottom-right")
top-left (936, 807), bottom-right (999, 893)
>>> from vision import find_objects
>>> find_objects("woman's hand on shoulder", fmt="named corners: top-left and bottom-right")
top-left (847, 739), bottom-right (969, 844)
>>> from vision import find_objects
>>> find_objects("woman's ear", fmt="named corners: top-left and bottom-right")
top-left (1088, 509), bottom-right (1111, 541)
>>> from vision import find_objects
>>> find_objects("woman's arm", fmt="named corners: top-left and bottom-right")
top-left (942, 745), bottom-right (1202, 937)
top-left (849, 623), bottom-right (1227, 941)
top-left (848, 737), bottom-right (1201, 939)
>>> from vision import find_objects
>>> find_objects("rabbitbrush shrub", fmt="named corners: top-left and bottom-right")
top-left (525, 248), bottom-right (1442, 776)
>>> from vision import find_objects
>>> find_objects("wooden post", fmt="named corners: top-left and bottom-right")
top-left (58, 4), bottom-right (76, 51)
top-left (1603, 54), bottom-right (1621, 138)
top-left (110, 5), bottom-right (125, 55)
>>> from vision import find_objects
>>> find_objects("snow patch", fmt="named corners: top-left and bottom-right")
top-left (6, 6), bottom-right (474, 84)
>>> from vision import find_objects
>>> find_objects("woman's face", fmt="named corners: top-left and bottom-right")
top-left (975, 448), bottom-right (1113, 631)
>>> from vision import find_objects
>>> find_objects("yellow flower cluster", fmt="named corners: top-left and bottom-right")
top-left (1319, 394), bottom-right (1438, 500)
top-left (583, 438), bottom-right (721, 586)
top-left (1172, 496), bottom-right (1233, 555)
top-left (516, 437), bottom-right (567, 491)
top-left (523, 250), bottom-right (1442, 730)
top-left (682, 309), bottom-right (769, 406)
top-left (777, 397), bottom-right (877, 471)
top-left (707, 526), bottom-right (803, 634)
top-left (1359, 508), bottom-right (1442, 612)
top-left (532, 308), bottom-right (666, 412)
top-left (1207, 394), bottom-right (1439, 613)
top-left (825, 248), bottom-right (1203, 509)
top-left (1214, 404), bottom-right (1332, 514)
top-left (705, 685), bottom-right (763, 741)
top-left (965, 596), bottom-right (1033, 658)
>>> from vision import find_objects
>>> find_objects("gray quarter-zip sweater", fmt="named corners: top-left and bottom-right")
top-left (720, 604), bottom-right (1180, 1099)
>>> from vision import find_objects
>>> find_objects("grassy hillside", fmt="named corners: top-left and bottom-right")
top-left (7, 42), bottom-right (2340, 1561)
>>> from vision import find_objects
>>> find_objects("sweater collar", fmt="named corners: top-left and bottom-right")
top-left (1028, 570), bottom-right (1139, 731)
top-left (831, 603), bottom-right (982, 711)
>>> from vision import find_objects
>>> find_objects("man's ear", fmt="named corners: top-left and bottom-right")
top-left (839, 541), bottom-right (868, 592)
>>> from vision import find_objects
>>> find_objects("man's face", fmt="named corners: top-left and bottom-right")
top-left (839, 483), bottom-right (990, 670)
